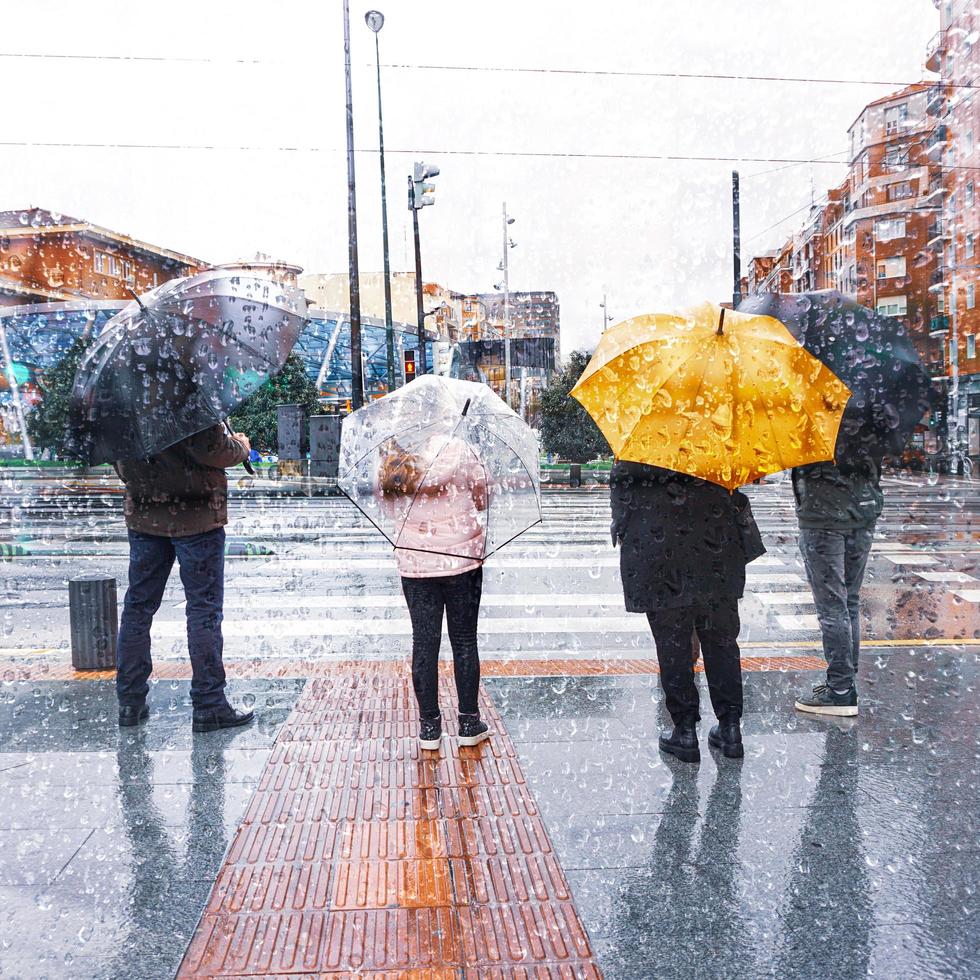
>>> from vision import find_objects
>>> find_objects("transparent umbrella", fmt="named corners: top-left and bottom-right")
top-left (337, 375), bottom-right (541, 561)
top-left (68, 262), bottom-right (307, 464)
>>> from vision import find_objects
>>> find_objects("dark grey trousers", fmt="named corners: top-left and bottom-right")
top-left (799, 527), bottom-right (874, 690)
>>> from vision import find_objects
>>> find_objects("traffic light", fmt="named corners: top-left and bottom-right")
top-left (403, 348), bottom-right (417, 381)
top-left (410, 161), bottom-right (439, 210)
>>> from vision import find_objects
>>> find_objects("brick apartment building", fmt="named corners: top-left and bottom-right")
top-left (927, 0), bottom-right (980, 454)
top-left (0, 207), bottom-right (206, 307)
top-left (744, 69), bottom-right (979, 455)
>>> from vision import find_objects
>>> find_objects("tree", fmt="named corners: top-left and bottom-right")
top-left (539, 350), bottom-right (611, 461)
top-left (228, 353), bottom-right (320, 453)
top-left (26, 336), bottom-right (92, 460)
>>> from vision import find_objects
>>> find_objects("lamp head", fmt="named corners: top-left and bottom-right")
top-left (365, 10), bottom-right (385, 32)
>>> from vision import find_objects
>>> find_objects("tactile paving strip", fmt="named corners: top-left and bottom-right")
top-left (177, 672), bottom-right (602, 978)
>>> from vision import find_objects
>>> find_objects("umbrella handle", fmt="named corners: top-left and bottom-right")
top-left (224, 420), bottom-right (255, 475)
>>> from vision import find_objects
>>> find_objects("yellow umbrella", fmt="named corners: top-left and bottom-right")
top-left (570, 302), bottom-right (851, 490)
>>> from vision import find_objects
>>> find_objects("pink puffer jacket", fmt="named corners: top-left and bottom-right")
top-left (389, 436), bottom-right (488, 578)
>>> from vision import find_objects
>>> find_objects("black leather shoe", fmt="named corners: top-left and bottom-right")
top-left (708, 717), bottom-right (744, 759)
top-left (658, 719), bottom-right (700, 763)
top-left (118, 704), bottom-right (149, 728)
top-left (192, 704), bottom-right (254, 733)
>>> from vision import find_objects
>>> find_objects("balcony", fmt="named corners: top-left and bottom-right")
top-left (926, 28), bottom-right (948, 72)
top-left (930, 265), bottom-right (948, 289)
top-left (926, 82), bottom-right (947, 117)
top-left (927, 219), bottom-right (951, 245)
top-left (930, 314), bottom-right (950, 335)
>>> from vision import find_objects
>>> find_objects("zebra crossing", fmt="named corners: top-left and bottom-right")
top-left (2, 477), bottom-right (977, 662)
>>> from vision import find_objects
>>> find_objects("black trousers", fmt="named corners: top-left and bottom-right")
top-left (647, 598), bottom-right (743, 725)
top-left (401, 567), bottom-right (483, 719)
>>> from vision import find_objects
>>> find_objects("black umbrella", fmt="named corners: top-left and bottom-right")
top-left (69, 263), bottom-right (307, 464)
top-left (737, 290), bottom-right (934, 461)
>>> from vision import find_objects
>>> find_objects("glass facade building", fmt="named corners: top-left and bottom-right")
top-left (0, 301), bottom-right (446, 452)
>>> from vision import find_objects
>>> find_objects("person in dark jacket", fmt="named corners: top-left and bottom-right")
top-left (611, 461), bottom-right (762, 762)
top-left (114, 423), bottom-right (254, 732)
top-left (791, 457), bottom-right (883, 717)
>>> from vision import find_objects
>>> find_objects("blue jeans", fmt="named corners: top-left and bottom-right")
top-left (116, 527), bottom-right (227, 710)
top-left (799, 527), bottom-right (874, 691)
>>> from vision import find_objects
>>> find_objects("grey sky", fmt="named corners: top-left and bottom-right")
top-left (5, 1), bottom-right (937, 352)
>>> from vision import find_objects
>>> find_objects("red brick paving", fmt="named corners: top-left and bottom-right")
top-left (177, 674), bottom-right (602, 978)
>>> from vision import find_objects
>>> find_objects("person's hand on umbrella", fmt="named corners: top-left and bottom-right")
top-left (233, 432), bottom-right (251, 452)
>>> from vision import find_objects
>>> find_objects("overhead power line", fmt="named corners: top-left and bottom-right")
top-left (0, 50), bottom-right (964, 89)
top-left (5, 140), bottom-right (980, 174)
top-left (0, 139), bottom-right (853, 166)
top-left (380, 62), bottom-right (964, 90)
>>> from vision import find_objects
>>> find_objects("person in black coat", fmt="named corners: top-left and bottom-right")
top-left (610, 461), bottom-right (763, 762)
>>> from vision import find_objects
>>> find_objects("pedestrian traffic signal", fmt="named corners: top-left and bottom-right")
top-left (403, 348), bottom-right (416, 381)
top-left (411, 161), bottom-right (439, 209)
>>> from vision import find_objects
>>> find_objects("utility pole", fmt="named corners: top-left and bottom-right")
top-left (732, 170), bottom-right (742, 308)
top-left (409, 161), bottom-right (439, 375)
top-left (342, 0), bottom-right (363, 409)
top-left (365, 10), bottom-right (395, 391)
top-left (502, 202), bottom-right (512, 408)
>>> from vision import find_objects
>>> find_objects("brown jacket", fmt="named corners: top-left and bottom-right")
top-left (115, 425), bottom-right (249, 538)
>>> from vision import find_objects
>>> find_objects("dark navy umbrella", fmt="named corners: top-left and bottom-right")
top-left (738, 290), bottom-right (934, 461)
top-left (69, 263), bottom-right (307, 464)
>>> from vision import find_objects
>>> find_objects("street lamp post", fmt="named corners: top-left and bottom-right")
top-left (365, 10), bottom-right (395, 392)
top-left (500, 203), bottom-right (516, 408)
top-left (342, 0), bottom-right (364, 409)
top-left (600, 294), bottom-right (613, 332)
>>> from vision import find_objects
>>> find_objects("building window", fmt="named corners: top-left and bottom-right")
top-left (884, 145), bottom-right (909, 170)
top-left (875, 218), bottom-right (906, 241)
top-left (884, 103), bottom-right (909, 134)
top-left (968, 284), bottom-right (976, 309)
top-left (968, 334), bottom-right (977, 358)
top-left (968, 182), bottom-right (975, 207)
top-left (877, 256), bottom-right (906, 279)
top-left (94, 251), bottom-right (106, 274)
top-left (886, 181), bottom-right (913, 202)
top-left (876, 296), bottom-right (908, 317)
top-left (108, 255), bottom-right (122, 277)
top-left (968, 234), bottom-right (976, 259)
top-left (938, 292), bottom-right (946, 313)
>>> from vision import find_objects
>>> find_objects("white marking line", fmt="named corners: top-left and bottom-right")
top-left (755, 592), bottom-right (815, 606)
top-left (915, 571), bottom-right (978, 583)
top-left (883, 555), bottom-right (940, 566)
top-left (952, 590), bottom-right (980, 603)
top-left (216, 593), bottom-right (627, 610)
top-left (241, 558), bottom-right (801, 577)
top-left (152, 616), bottom-right (651, 638)
top-left (776, 614), bottom-right (821, 632)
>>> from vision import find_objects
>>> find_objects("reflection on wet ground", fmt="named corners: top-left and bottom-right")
top-left (491, 650), bottom-right (979, 979)
top-left (0, 475), bottom-right (977, 977)
top-left (0, 679), bottom-right (302, 980)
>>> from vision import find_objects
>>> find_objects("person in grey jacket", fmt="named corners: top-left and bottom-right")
top-left (792, 456), bottom-right (883, 716)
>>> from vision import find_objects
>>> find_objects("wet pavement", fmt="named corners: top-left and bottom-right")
top-left (0, 474), bottom-right (977, 978)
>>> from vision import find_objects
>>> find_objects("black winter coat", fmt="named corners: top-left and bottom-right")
top-left (610, 462), bottom-right (749, 613)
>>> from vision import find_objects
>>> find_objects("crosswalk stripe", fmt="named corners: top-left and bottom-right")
top-left (755, 592), bottom-right (815, 606)
top-left (152, 615), bottom-right (656, 638)
top-left (776, 614), bottom-right (821, 631)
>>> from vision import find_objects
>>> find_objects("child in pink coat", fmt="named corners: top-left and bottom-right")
top-left (380, 434), bottom-right (492, 751)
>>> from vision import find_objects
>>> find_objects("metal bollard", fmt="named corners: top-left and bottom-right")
top-left (569, 463), bottom-right (582, 488)
top-left (69, 574), bottom-right (118, 671)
